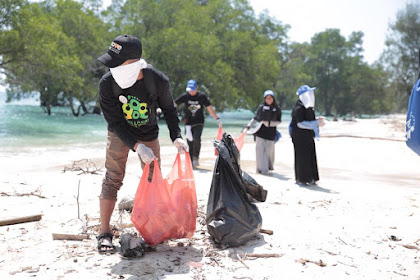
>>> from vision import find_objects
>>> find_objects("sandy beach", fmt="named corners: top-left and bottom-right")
top-left (0, 114), bottom-right (419, 280)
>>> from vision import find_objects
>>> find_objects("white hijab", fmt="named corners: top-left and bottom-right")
top-left (299, 90), bottom-right (315, 108)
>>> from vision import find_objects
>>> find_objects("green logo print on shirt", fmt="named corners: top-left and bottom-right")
top-left (122, 95), bottom-right (149, 127)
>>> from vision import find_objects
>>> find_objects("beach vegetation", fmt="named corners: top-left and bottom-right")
top-left (0, 0), bottom-right (418, 117)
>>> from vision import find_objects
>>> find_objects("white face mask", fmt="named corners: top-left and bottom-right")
top-left (299, 90), bottom-right (315, 109)
top-left (110, 59), bottom-right (147, 89)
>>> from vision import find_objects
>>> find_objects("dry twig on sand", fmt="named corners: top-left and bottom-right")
top-left (337, 261), bottom-right (357, 268)
top-left (319, 249), bottom-right (339, 256)
top-left (239, 253), bottom-right (284, 258)
top-left (63, 159), bottom-right (102, 175)
top-left (400, 244), bottom-right (420, 250)
top-left (0, 188), bottom-right (46, 199)
top-left (236, 254), bottom-right (250, 269)
top-left (296, 258), bottom-right (327, 267)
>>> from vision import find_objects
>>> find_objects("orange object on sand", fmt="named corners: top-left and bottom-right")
top-left (131, 153), bottom-right (197, 246)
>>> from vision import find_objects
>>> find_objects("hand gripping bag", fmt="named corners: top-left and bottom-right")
top-left (214, 126), bottom-right (224, 156)
top-left (406, 78), bottom-right (420, 156)
top-left (206, 133), bottom-right (263, 247)
top-left (165, 152), bottom-right (197, 239)
top-left (131, 159), bottom-right (178, 246)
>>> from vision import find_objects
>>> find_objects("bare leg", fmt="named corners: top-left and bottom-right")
top-left (98, 198), bottom-right (116, 252)
top-left (100, 198), bottom-right (116, 234)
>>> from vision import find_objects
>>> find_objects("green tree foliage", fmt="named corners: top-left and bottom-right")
top-left (0, 0), bottom-right (411, 117)
top-left (2, 2), bottom-right (81, 114)
top-left (102, 0), bottom-right (287, 111)
top-left (276, 42), bottom-right (312, 110)
top-left (1, 0), bottom-right (109, 115)
top-left (301, 29), bottom-right (388, 116)
top-left (0, 0), bottom-right (27, 78)
top-left (382, 1), bottom-right (420, 111)
top-left (307, 29), bottom-right (353, 116)
top-left (51, 0), bottom-right (111, 115)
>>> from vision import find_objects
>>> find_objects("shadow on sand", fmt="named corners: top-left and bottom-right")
top-left (298, 183), bottom-right (339, 194)
top-left (111, 242), bottom-right (203, 279)
top-left (266, 172), bottom-right (290, 181)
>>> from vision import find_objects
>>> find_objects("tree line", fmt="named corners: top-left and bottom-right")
top-left (0, 0), bottom-right (419, 116)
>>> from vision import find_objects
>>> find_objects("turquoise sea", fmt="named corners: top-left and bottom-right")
top-left (0, 93), bottom-right (291, 151)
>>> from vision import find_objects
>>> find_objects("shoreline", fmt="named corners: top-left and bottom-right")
top-left (1, 114), bottom-right (420, 279)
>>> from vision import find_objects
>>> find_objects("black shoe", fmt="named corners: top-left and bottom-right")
top-left (295, 180), bottom-right (307, 186)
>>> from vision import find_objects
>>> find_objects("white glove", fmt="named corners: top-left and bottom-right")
top-left (185, 125), bottom-right (193, 142)
top-left (135, 143), bottom-right (155, 164)
top-left (217, 118), bottom-right (222, 127)
top-left (174, 138), bottom-right (189, 154)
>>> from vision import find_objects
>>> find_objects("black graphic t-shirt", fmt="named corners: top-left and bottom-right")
top-left (122, 83), bottom-right (153, 128)
top-left (174, 91), bottom-right (211, 125)
top-left (99, 71), bottom-right (181, 150)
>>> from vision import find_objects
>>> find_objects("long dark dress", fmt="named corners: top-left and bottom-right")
top-left (291, 100), bottom-right (319, 183)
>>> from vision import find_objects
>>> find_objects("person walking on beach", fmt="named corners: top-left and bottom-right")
top-left (96, 34), bottom-right (188, 253)
top-left (290, 85), bottom-right (325, 185)
top-left (174, 79), bottom-right (221, 167)
top-left (245, 90), bottom-right (282, 174)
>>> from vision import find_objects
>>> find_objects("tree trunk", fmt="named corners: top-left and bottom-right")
top-left (92, 106), bottom-right (101, 114)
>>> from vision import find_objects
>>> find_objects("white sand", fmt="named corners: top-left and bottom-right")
top-left (0, 114), bottom-right (419, 279)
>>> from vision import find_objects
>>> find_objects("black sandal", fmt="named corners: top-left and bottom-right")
top-left (97, 232), bottom-right (116, 254)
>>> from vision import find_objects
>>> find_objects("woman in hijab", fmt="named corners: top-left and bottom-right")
top-left (290, 85), bottom-right (325, 185)
top-left (245, 90), bottom-right (282, 174)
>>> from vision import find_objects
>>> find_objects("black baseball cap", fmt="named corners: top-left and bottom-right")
top-left (97, 35), bottom-right (142, 68)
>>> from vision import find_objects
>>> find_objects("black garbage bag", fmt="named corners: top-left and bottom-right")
top-left (206, 133), bottom-right (263, 247)
top-left (242, 171), bottom-right (267, 202)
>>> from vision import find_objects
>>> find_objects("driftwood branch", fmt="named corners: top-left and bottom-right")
top-left (52, 233), bottom-right (89, 241)
top-left (0, 188), bottom-right (46, 199)
top-left (0, 214), bottom-right (43, 226)
top-left (74, 180), bottom-right (81, 220)
top-left (337, 261), bottom-right (357, 268)
top-left (296, 258), bottom-right (327, 267)
top-left (236, 254), bottom-right (249, 269)
top-left (400, 244), bottom-right (420, 250)
top-left (63, 159), bottom-right (102, 175)
top-left (239, 253), bottom-right (283, 258)
top-left (259, 229), bottom-right (273, 235)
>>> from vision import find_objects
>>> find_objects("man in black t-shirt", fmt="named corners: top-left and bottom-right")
top-left (96, 34), bottom-right (188, 254)
top-left (174, 79), bottom-right (221, 167)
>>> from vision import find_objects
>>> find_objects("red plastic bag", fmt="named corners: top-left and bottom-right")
top-left (131, 159), bottom-right (178, 246)
top-left (215, 127), bottom-right (245, 155)
top-left (214, 126), bottom-right (224, 156)
top-left (165, 152), bottom-right (197, 238)
top-left (233, 132), bottom-right (246, 151)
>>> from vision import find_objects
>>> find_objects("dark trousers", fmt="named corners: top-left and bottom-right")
top-left (187, 124), bottom-right (204, 160)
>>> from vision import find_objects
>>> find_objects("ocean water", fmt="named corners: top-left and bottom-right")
top-left (0, 93), bottom-right (291, 151)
